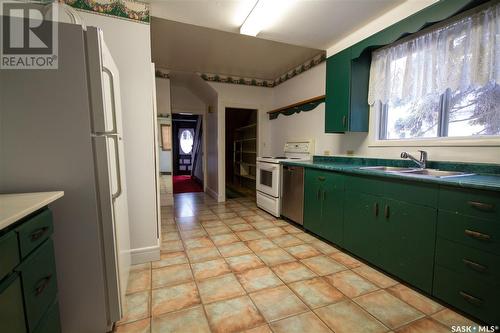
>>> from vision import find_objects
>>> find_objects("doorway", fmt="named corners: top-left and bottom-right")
top-left (225, 108), bottom-right (257, 198)
top-left (172, 113), bottom-right (204, 194)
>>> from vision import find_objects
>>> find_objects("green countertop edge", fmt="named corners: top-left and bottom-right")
top-left (281, 156), bottom-right (500, 192)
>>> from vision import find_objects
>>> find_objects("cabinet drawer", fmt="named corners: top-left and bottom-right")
top-left (33, 300), bottom-right (61, 333)
top-left (435, 238), bottom-right (500, 286)
top-left (17, 239), bottom-right (57, 332)
top-left (0, 273), bottom-right (27, 333)
top-left (439, 187), bottom-right (500, 220)
top-left (437, 211), bottom-right (500, 255)
top-left (433, 265), bottom-right (499, 325)
top-left (0, 231), bottom-right (20, 281)
top-left (16, 209), bottom-right (53, 259)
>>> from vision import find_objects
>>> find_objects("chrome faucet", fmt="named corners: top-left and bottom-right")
top-left (401, 150), bottom-right (428, 169)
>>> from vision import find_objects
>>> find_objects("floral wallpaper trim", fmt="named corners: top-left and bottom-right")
top-left (155, 52), bottom-right (327, 88)
top-left (62, 0), bottom-right (150, 23)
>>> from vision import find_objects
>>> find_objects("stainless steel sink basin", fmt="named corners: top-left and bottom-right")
top-left (359, 166), bottom-right (474, 178)
top-left (403, 169), bottom-right (475, 178)
top-left (359, 166), bottom-right (418, 173)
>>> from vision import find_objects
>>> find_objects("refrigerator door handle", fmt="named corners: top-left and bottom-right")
top-left (99, 67), bottom-right (118, 135)
top-left (109, 134), bottom-right (123, 200)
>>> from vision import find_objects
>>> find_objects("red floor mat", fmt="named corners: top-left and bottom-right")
top-left (173, 175), bottom-right (203, 194)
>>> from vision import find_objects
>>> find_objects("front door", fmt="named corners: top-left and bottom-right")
top-left (172, 114), bottom-right (198, 176)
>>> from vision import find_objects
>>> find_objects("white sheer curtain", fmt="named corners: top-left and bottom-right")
top-left (368, 2), bottom-right (500, 106)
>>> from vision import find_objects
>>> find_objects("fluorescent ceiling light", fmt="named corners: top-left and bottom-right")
top-left (240, 0), bottom-right (295, 37)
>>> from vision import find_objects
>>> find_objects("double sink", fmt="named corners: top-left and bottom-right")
top-left (358, 166), bottom-right (474, 179)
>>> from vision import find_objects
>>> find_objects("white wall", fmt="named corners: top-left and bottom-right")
top-left (79, 12), bottom-right (160, 262)
top-left (171, 83), bottom-right (207, 114)
top-left (156, 77), bottom-right (172, 173)
top-left (265, 0), bottom-right (500, 164)
top-left (208, 82), bottom-right (274, 201)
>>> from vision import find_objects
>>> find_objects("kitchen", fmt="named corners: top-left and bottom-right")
top-left (1, 0), bottom-right (499, 333)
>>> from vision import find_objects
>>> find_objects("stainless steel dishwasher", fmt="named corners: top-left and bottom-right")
top-left (281, 165), bottom-right (304, 225)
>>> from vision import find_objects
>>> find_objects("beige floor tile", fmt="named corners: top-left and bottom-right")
top-left (246, 239), bottom-right (279, 252)
top-left (251, 221), bottom-right (277, 230)
top-left (244, 215), bottom-right (269, 223)
top-left (152, 264), bottom-right (193, 288)
top-left (226, 254), bottom-right (265, 272)
top-left (255, 248), bottom-right (296, 266)
top-left (270, 311), bottom-right (332, 333)
top-left (115, 318), bottom-right (150, 333)
top-left (353, 265), bottom-right (399, 288)
top-left (354, 290), bottom-right (424, 329)
top-left (180, 228), bottom-right (207, 239)
top-left (289, 277), bottom-right (344, 308)
top-left (242, 325), bottom-right (273, 333)
top-left (130, 262), bottom-right (152, 272)
top-left (294, 232), bottom-right (318, 243)
top-left (118, 291), bottom-right (150, 325)
top-left (250, 285), bottom-right (308, 322)
top-left (218, 242), bottom-right (252, 257)
top-left (271, 234), bottom-right (303, 247)
top-left (223, 217), bottom-right (248, 225)
top-left (285, 244), bottom-right (321, 259)
top-left (330, 251), bottom-right (364, 268)
top-left (205, 225), bottom-right (232, 236)
top-left (260, 227), bottom-right (287, 237)
top-left (283, 225), bottom-right (302, 234)
top-left (151, 305), bottom-right (211, 333)
top-left (218, 212), bottom-right (238, 220)
top-left (387, 284), bottom-right (443, 315)
top-left (197, 273), bottom-right (246, 303)
top-left (272, 219), bottom-right (290, 227)
top-left (301, 255), bottom-right (348, 276)
top-left (325, 270), bottom-right (379, 298)
top-left (151, 281), bottom-right (200, 316)
top-left (210, 233), bottom-right (240, 245)
top-left (272, 261), bottom-right (317, 283)
top-left (162, 232), bottom-right (180, 241)
top-left (160, 240), bottom-right (184, 253)
top-left (191, 258), bottom-right (231, 280)
top-left (152, 251), bottom-right (188, 269)
top-left (236, 266), bottom-right (284, 293)
top-left (205, 295), bottom-right (266, 333)
top-left (236, 230), bottom-right (266, 241)
top-left (315, 300), bottom-right (388, 333)
top-left (310, 240), bottom-right (340, 255)
top-left (431, 309), bottom-right (477, 329)
top-left (186, 247), bottom-right (222, 263)
top-left (238, 210), bottom-right (259, 217)
top-left (183, 236), bottom-right (214, 250)
top-left (126, 269), bottom-right (151, 294)
top-left (396, 318), bottom-right (449, 333)
top-left (229, 223), bottom-right (255, 232)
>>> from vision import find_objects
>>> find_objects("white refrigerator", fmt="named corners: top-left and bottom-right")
top-left (0, 23), bottom-right (131, 333)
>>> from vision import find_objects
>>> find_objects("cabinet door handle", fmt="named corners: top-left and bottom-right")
top-left (384, 205), bottom-right (390, 219)
top-left (342, 115), bottom-right (347, 127)
top-left (30, 227), bottom-right (49, 242)
top-left (35, 274), bottom-right (52, 296)
top-left (467, 201), bottom-right (495, 212)
top-left (459, 291), bottom-right (482, 306)
top-left (462, 258), bottom-right (487, 272)
top-left (318, 176), bottom-right (326, 181)
top-left (373, 202), bottom-right (379, 217)
top-left (464, 229), bottom-right (491, 241)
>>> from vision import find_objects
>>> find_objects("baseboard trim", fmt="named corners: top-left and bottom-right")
top-left (206, 186), bottom-right (221, 201)
top-left (130, 242), bottom-right (160, 264)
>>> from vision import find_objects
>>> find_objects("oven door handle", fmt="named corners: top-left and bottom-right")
top-left (258, 164), bottom-right (277, 172)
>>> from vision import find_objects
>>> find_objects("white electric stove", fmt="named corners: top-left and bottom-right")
top-left (256, 140), bottom-right (314, 216)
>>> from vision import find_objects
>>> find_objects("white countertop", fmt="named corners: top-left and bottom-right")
top-left (0, 191), bottom-right (64, 231)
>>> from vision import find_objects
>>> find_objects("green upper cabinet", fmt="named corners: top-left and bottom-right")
top-left (304, 169), bottom-right (345, 246)
top-left (325, 48), bottom-right (370, 133)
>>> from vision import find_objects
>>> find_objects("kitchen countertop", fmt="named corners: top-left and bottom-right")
top-left (0, 191), bottom-right (64, 231)
top-left (281, 159), bottom-right (500, 192)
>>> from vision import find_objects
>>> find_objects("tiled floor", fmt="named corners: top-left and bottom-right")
top-left (115, 191), bottom-right (477, 333)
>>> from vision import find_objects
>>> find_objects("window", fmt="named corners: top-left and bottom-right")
top-left (369, 3), bottom-right (500, 141)
top-left (160, 124), bottom-right (171, 151)
top-left (179, 129), bottom-right (194, 155)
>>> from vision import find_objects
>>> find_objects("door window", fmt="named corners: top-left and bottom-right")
top-left (179, 129), bottom-right (194, 155)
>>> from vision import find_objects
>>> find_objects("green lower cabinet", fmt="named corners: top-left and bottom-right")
top-left (0, 273), bottom-right (27, 333)
top-left (343, 190), bottom-right (382, 265)
top-left (304, 169), bottom-right (344, 246)
top-left (33, 300), bottom-right (61, 333)
top-left (382, 199), bottom-right (436, 293)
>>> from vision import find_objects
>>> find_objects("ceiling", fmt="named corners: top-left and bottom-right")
top-left (150, 0), bottom-right (404, 50)
top-left (151, 17), bottom-right (323, 80)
